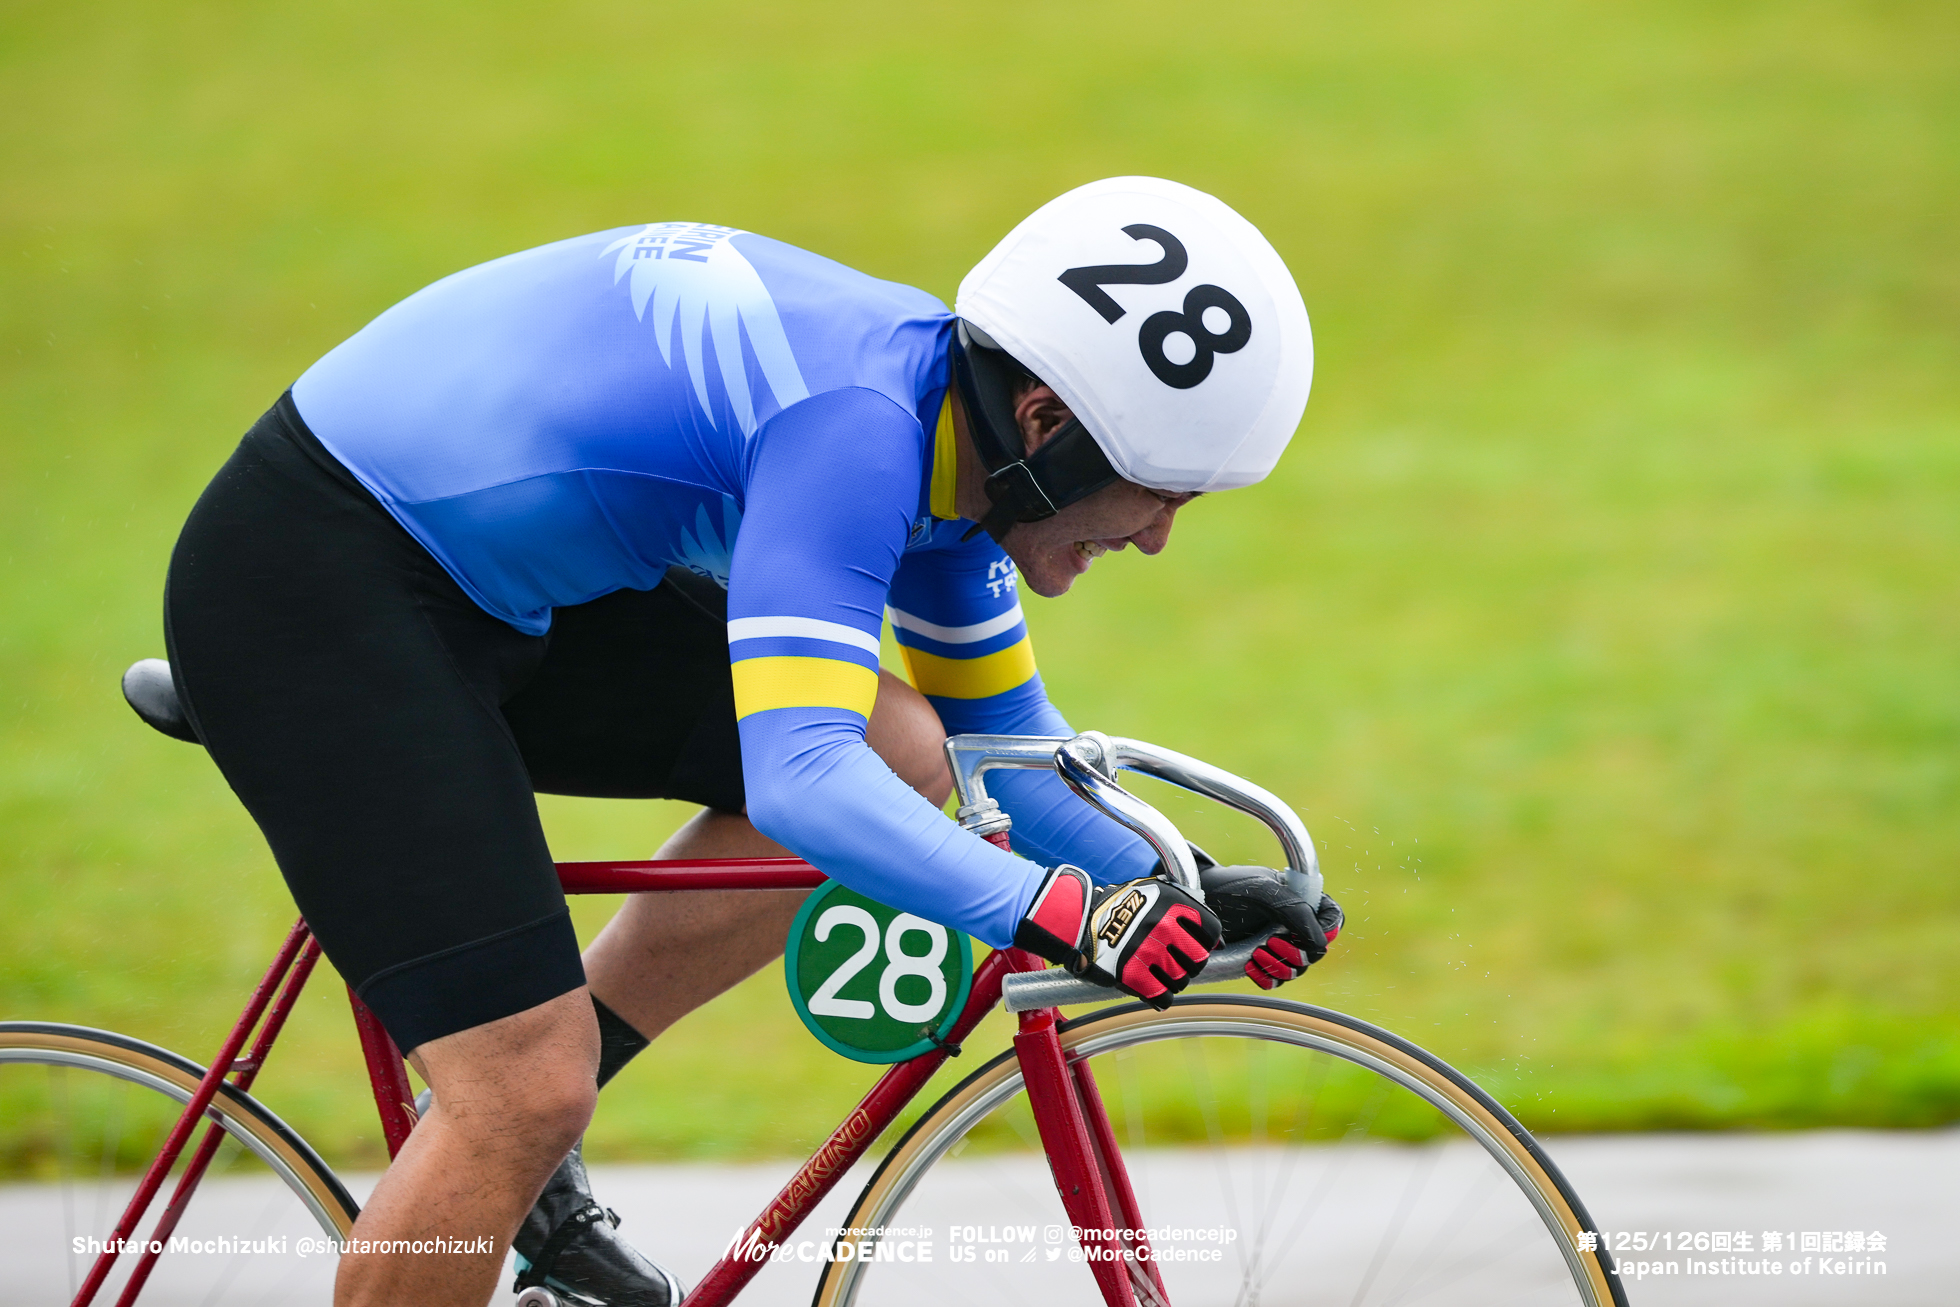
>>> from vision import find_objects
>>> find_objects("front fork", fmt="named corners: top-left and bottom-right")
top-left (1013, 989), bottom-right (1171, 1307)
top-left (972, 811), bottom-right (1170, 1307)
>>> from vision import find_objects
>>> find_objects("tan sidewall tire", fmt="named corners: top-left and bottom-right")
top-left (0, 1022), bottom-right (358, 1239)
top-left (812, 996), bottom-right (1624, 1307)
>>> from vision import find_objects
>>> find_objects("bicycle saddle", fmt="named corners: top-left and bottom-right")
top-left (122, 658), bottom-right (201, 744)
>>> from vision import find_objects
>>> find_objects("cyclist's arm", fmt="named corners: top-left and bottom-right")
top-left (728, 387), bottom-right (1044, 947)
top-left (887, 532), bottom-right (1158, 885)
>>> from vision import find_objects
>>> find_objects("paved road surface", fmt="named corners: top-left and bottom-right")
top-left (6, 1129), bottom-right (1949, 1305)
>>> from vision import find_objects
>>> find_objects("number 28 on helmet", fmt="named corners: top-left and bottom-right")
top-left (952, 176), bottom-right (1313, 543)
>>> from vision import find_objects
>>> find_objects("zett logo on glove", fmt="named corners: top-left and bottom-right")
top-left (1095, 887), bottom-right (1149, 948)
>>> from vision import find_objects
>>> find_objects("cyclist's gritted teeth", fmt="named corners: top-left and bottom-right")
top-left (1074, 540), bottom-right (1109, 564)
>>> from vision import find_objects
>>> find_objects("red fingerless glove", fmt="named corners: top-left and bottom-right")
top-left (1015, 865), bottom-right (1224, 1010)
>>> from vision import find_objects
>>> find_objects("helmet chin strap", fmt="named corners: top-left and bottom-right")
top-left (950, 321), bottom-right (1121, 544)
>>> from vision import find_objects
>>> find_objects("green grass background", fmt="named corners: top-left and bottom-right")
top-left (3, 0), bottom-right (1955, 1169)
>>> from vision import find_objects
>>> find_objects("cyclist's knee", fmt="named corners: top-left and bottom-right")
top-left (502, 1068), bottom-right (597, 1154)
top-left (868, 670), bottom-right (951, 807)
top-left (430, 1059), bottom-right (595, 1164)
top-left (413, 987), bottom-right (599, 1152)
top-left (422, 1068), bottom-right (594, 1155)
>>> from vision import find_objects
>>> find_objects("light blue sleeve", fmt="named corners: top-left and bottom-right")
top-left (728, 388), bottom-right (1047, 947)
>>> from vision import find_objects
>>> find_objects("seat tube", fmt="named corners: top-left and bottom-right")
top-left (348, 989), bottom-right (419, 1159)
top-left (1014, 1005), bottom-right (1136, 1307)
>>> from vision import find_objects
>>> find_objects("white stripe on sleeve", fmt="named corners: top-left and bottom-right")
top-left (887, 604), bottom-right (1026, 645)
top-left (725, 616), bottom-right (883, 656)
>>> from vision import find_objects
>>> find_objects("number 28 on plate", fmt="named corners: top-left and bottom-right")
top-left (784, 880), bottom-right (975, 1063)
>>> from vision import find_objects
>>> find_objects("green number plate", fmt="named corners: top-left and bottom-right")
top-left (784, 880), bottom-right (974, 1064)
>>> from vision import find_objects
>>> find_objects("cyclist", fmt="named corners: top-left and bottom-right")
top-left (162, 176), bottom-right (1339, 1307)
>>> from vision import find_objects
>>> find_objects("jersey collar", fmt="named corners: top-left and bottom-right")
top-left (929, 394), bottom-right (959, 521)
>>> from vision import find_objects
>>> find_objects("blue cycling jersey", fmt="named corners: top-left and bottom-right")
top-left (292, 222), bottom-right (1154, 947)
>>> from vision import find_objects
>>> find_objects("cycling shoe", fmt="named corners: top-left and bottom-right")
top-left (512, 1139), bottom-right (686, 1307)
top-left (410, 1091), bottom-right (685, 1306)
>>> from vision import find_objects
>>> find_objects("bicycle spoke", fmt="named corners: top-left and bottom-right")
top-left (1347, 1145), bottom-right (1438, 1307)
top-left (938, 1092), bottom-right (1063, 1245)
top-left (95, 1072), bottom-right (131, 1250)
top-left (1115, 1047), bottom-right (1154, 1234)
top-left (976, 1152), bottom-right (1057, 1220)
top-left (56, 1065), bottom-right (80, 1302)
top-left (1242, 1040), bottom-right (1270, 1307)
top-left (1386, 1209), bottom-right (1562, 1307)
top-left (1259, 1076), bottom-right (1392, 1286)
top-left (1180, 1036), bottom-right (1252, 1297)
top-left (1240, 1049), bottom-right (1332, 1304)
top-left (1001, 1095), bottom-right (1043, 1151)
top-left (1129, 1258), bottom-right (1173, 1307)
top-left (1371, 1151), bottom-right (1501, 1307)
top-left (197, 1188), bottom-right (292, 1307)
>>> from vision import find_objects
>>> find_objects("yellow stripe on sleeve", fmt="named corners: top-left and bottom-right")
top-left (732, 656), bottom-right (880, 720)
top-left (898, 637), bottom-right (1038, 700)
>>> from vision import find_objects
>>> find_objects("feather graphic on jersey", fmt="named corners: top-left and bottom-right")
top-left (603, 223), bottom-right (811, 437)
top-left (671, 494), bottom-right (743, 588)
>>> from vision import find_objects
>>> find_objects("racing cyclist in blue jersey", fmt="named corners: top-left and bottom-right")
top-left (159, 177), bottom-right (1339, 1307)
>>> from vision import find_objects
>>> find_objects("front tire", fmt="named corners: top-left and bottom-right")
top-left (815, 996), bottom-right (1624, 1306)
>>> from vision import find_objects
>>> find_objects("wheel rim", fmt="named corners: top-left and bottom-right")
top-left (823, 998), bottom-right (1619, 1307)
top-left (0, 1025), bottom-right (355, 1305)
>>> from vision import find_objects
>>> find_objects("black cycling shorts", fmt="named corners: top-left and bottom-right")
top-left (165, 392), bottom-right (746, 1053)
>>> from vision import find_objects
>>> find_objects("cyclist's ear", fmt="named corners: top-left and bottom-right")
top-left (1013, 384), bottom-right (1075, 454)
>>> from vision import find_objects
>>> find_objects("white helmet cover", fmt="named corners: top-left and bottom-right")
top-left (957, 177), bottom-right (1312, 494)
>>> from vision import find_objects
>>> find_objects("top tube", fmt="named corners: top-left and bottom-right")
top-left (555, 857), bottom-right (825, 894)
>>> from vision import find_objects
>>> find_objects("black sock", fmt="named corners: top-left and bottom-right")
top-left (593, 994), bottom-right (650, 1089)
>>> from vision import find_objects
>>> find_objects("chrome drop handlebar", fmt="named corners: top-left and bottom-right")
top-left (942, 731), bottom-right (1325, 1012)
top-left (944, 731), bottom-right (1322, 904)
top-left (1052, 733), bottom-right (1203, 894)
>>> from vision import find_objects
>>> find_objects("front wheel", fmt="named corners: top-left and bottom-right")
top-left (816, 995), bottom-right (1624, 1306)
top-left (0, 1022), bottom-right (358, 1305)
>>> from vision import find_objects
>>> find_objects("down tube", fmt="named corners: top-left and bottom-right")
top-left (682, 950), bottom-right (1026, 1307)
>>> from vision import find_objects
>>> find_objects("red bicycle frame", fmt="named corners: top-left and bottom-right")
top-left (76, 855), bottom-right (1163, 1307)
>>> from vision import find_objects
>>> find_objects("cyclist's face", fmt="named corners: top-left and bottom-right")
top-left (1006, 476), bottom-right (1193, 598)
top-left (997, 385), bottom-right (1195, 598)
